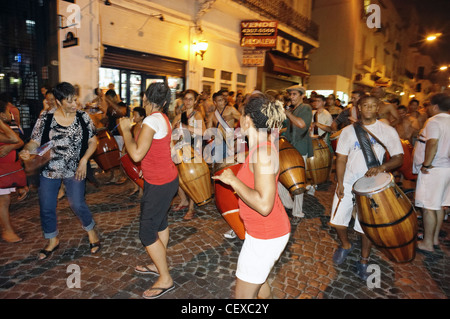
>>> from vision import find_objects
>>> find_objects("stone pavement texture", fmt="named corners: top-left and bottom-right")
top-left (0, 170), bottom-right (449, 300)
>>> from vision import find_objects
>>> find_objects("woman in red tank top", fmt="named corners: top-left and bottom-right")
top-left (0, 106), bottom-right (24, 243)
top-left (213, 93), bottom-right (290, 299)
top-left (119, 83), bottom-right (178, 299)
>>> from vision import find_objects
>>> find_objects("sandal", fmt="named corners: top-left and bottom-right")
top-left (38, 244), bottom-right (60, 260)
top-left (17, 190), bottom-right (29, 202)
top-left (183, 210), bottom-right (196, 220)
top-left (89, 242), bottom-right (102, 254)
top-left (172, 204), bottom-right (188, 212)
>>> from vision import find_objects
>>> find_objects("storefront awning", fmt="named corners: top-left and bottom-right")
top-left (266, 52), bottom-right (310, 77)
top-left (102, 45), bottom-right (186, 78)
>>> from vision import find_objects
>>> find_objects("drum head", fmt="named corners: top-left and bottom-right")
top-left (353, 172), bottom-right (393, 194)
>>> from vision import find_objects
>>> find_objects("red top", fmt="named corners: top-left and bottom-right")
top-left (141, 112), bottom-right (178, 185)
top-left (236, 141), bottom-right (290, 239)
top-left (0, 143), bottom-right (16, 164)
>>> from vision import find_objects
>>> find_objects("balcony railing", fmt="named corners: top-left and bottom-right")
top-left (232, 0), bottom-right (319, 41)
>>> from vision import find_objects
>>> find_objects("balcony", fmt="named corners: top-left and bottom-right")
top-left (231, 0), bottom-right (319, 41)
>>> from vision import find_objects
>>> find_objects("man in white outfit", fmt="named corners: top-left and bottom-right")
top-left (329, 95), bottom-right (403, 280)
top-left (413, 93), bottom-right (450, 254)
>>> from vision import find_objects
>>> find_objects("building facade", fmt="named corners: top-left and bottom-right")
top-left (57, 0), bottom-right (319, 113)
top-left (308, 0), bottom-right (438, 105)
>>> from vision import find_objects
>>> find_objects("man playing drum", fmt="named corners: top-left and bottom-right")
top-left (330, 95), bottom-right (403, 280)
top-left (278, 85), bottom-right (313, 223)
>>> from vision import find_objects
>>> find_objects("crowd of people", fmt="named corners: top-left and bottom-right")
top-left (0, 80), bottom-right (449, 299)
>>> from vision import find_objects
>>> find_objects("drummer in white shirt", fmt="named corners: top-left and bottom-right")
top-left (310, 95), bottom-right (333, 151)
top-left (330, 95), bottom-right (403, 280)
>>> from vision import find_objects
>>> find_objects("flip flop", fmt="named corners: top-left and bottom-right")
top-left (134, 265), bottom-right (159, 275)
top-left (416, 247), bottom-right (434, 255)
top-left (142, 284), bottom-right (175, 299)
top-left (17, 190), bottom-right (28, 202)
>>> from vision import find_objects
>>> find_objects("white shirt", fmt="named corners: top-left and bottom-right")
top-left (142, 113), bottom-right (170, 140)
top-left (413, 113), bottom-right (450, 169)
top-left (312, 109), bottom-right (333, 136)
top-left (336, 120), bottom-right (403, 185)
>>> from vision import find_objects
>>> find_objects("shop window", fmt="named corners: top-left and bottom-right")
top-left (221, 71), bottom-right (232, 81)
top-left (203, 68), bottom-right (215, 78)
top-left (237, 74), bottom-right (247, 84)
top-left (99, 67), bottom-right (120, 94)
top-left (202, 81), bottom-right (214, 95)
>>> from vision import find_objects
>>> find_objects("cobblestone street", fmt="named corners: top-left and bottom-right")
top-left (0, 170), bottom-right (449, 301)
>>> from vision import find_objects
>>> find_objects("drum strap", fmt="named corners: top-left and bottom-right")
top-left (313, 111), bottom-right (327, 138)
top-left (353, 122), bottom-right (380, 169)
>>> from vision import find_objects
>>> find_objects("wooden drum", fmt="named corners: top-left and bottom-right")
top-left (306, 135), bottom-right (332, 185)
top-left (278, 136), bottom-right (306, 195)
top-left (174, 144), bottom-right (213, 206)
top-left (93, 129), bottom-right (120, 171)
top-left (120, 153), bottom-right (144, 189)
top-left (352, 172), bottom-right (418, 263)
top-left (213, 161), bottom-right (246, 240)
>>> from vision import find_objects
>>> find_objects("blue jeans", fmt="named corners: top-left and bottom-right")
top-left (39, 175), bottom-right (95, 239)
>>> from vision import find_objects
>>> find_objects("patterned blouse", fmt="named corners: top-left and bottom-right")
top-left (31, 109), bottom-right (95, 179)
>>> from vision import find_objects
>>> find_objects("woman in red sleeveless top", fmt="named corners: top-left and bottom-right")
top-left (119, 82), bottom-right (178, 299)
top-left (0, 107), bottom-right (24, 243)
top-left (213, 94), bottom-right (290, 299)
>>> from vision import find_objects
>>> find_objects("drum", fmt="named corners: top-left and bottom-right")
top-left (120, 153), bottom-right (144, 189)
top-left (278, 136), bottom-right (306, 195)
top-left (174, 144), bottom-right (213, 206)
top-left (306, 135), bottom-right (332, 185)
top-left (352, 172), bottom-right (418, 263)
top-left (93, 129), bottom-right (120, 171)
top-left (213, 161), bottom-right (246, 240)
top-left (330, 129), bottom-right (342, 153)
top-left (398, 139), bottom-right (417, 181)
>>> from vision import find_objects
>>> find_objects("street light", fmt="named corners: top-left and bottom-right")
top-left (426, 33), bottom-right (442, 42)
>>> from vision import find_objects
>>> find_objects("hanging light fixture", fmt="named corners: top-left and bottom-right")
top-left (194, 40), bottom-right (208, 60)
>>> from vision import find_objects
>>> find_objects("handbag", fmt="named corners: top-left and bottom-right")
top-left (0, 160), bottom-right (27, 188)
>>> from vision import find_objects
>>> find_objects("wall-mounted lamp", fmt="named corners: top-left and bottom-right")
top-left (104, 0), bottom-right (112, 5)
top-left (194, 40), bottom-right (208, 60)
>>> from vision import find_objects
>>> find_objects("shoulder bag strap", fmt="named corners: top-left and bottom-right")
top-left (353, 121), bottom-right (380, 169)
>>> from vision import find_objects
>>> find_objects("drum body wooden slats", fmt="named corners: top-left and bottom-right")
top-left (352, 173), bottom-right (418, 263)
top-left (93, 129), bottom-right (120, 171)
top-left (306, 136), bottom-right (332, 185)
top-left (213, 161), bottom-right (246, 240)
top-left (175, 145), bottom-right (213, 206)
top-left (120, 153), bottom-right (144, 189)
top-left (278, 137), bottom-right (306, 195)
top-left (330, 129), bottom-right (342, 153)
top-left (398, 139), bottom-right (417, 181)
